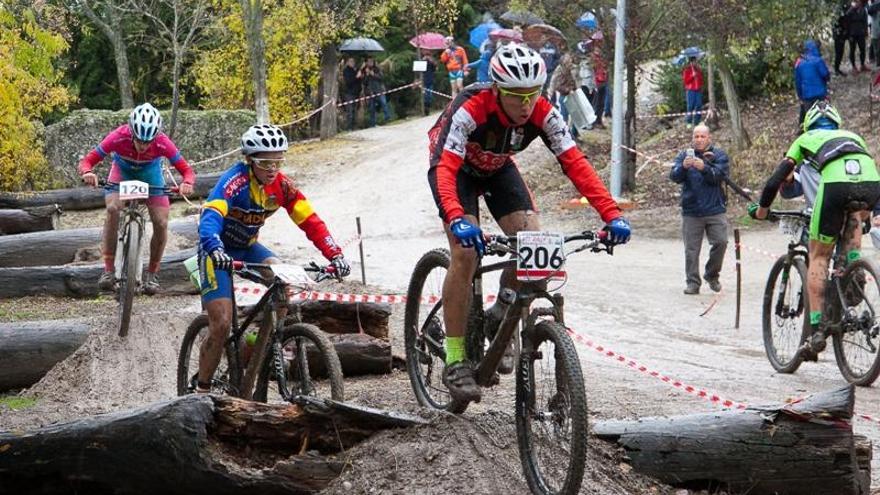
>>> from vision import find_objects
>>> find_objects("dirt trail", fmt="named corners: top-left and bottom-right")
top-left (3, 93), bottom-right (880, 493)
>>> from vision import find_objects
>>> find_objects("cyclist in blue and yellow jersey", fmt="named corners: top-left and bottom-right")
top-left (750, 101), bottom-right (880, 361)
top-left (195, 124), bottom-right (351, 392)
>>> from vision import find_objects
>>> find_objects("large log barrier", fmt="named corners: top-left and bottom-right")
top-left (0, 205), bottom-right (62, 235)
top-left (594, 385), bottom-right (872, 495)
top-left (0, 172), bottom-right (222, 211)
top-left (0, 320), bottom-right (90, 391)
top-left (0, 217), bottom-right (199, 267)
top-left (0, 394), bottom-right (426, 494)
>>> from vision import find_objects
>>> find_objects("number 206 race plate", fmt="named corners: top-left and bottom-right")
top-left (516, 231), bottom-right (565, 281)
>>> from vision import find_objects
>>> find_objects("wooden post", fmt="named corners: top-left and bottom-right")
top-left (356, 216), bottom-right (366, 284)
top-left (734, 228), bottom-right (742, 329)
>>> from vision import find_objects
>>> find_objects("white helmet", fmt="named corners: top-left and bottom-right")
top-left (241, 124), bottom-right (288, 155)
top-left (490, 42), bottom-right (547, 89)
top-left (129, 103), bottom-right (162, 142)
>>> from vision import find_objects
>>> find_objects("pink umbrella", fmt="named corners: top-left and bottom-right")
top-left (409, 32), bottom-right (447, 50)
top-left (489, 28), bottom-right (524, 43)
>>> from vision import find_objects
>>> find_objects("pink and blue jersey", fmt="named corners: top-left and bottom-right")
top-left (79, 125), bottom-right (195, 195)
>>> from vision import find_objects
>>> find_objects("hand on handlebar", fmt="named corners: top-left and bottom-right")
top-left (82, 172), bottom-right (99, 187)
top-left (330, 255), bottom-right (351, 280)
top-left (178, 182), bottom-right (194, 196)
top-left (210, 248), bottom-right (233, 271)
top-left (602, 217), bottom-right (631, 245)
top-left (450, 217), bottom-right (486, 256)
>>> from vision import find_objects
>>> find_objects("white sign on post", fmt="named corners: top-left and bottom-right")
top-left (516, 231), bottom-right (566, 281)
top-left (412, 60), bottom-right (428, 72)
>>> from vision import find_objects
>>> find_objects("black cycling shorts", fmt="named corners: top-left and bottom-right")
top-left (811, 181), bottom-right (880, 243)
top-left (428, 161), bottom-right (536, 222)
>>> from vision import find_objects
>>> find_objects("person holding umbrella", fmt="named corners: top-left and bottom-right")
top-left (358, 56), bottom-right (392, 127)
top-left (441, 36), bottom-right (469, 97)
top-left (422, 50), bottom-right (437, 115)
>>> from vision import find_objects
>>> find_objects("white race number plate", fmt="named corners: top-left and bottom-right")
top-left (516, 231), bottom-right (565, 281)
top-left (118, 180), bottom-right (150, 200)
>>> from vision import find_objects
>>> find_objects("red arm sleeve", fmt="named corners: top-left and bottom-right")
top-left (78, 149), bottom-right (103, 175)
top-left (172, 158), bottom-right (196, 184)
top-left (282, 182), bottom-right (342, 260)
top-left (558, 147), bottom-right (621, 223)
top-left (436, 151), bottom-right (466, 222)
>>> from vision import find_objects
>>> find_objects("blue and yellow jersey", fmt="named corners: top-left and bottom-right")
top-left (199, 162), bottom-right (341, 260)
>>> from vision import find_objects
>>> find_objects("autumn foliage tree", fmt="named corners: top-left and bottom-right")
top-left (0, 7), bottom-right (71, 191)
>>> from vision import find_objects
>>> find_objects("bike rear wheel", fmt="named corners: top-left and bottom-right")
top-left (177, 314), bottom-right (241, 396)
top-left (762, 255), bottom-right (810, 373)
top-left (833, 258), bottom-right (880, 386)
top-left (404, 249), bottom-right (469, 413)
top-left (117, 220), bottom-right (141, 337)
top-left (255, 323), bottom-right (345, 402)
top-left (516, 320), bottom-right (587, 495)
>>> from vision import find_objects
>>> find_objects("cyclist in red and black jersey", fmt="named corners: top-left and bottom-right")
top-left (427, 43), bottom-right (631, 403)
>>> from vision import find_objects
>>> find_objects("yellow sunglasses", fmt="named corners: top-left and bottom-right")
top-left (250, 157), bottom-right (285, 171)
top-left (498, 87), bottom-right (542, 105)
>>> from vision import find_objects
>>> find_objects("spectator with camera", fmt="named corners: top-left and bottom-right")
top-left (358, 56), bottom-right (392, 127)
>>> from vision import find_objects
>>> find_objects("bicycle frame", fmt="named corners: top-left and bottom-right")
top-left (114, 200), bottom-right (147, 286)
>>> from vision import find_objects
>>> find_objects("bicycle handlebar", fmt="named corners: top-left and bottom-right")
top-left (482, 229), bottom-right (613, 257)
top-left (231, 261), bottom-right (339, 283)
top-left (767, 209), bottom-right (810, 219)
top-left (97, 179), bottom-right (180, 194)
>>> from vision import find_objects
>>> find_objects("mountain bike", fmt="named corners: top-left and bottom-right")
top-left (177, 261), bottom-right (345, 402)
top-left (105, 180), bottom-right (174, 338)
top-left (404, 229), bottom-right (615, 495)
top-left (763, 208), bottom-right (880, 385)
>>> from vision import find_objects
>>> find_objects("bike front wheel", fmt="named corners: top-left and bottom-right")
top-left (177, 314), bottom-right (241, 396)
top-left (833, 258), bottom-right (880, 386)
top-left (516, 320), bottom-right (588, 495)
top-left (117, 220), bottom-right (141, 338)
top-left (255, 323), bottom-right (345, 402)
top-left (403, 249), bottom-right (469, 413)
top-left (762, 255), bottom-right (810, 373)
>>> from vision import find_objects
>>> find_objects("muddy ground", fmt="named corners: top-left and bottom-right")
top-left (3, 70), bottom-right (880, 494)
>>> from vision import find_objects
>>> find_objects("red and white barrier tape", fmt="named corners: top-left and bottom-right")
top-left (616, 144), bottom-right (677, 177)
top-left (565, 327), bottom-right (748, 409)
top-left (638, 107), bottom-right (721, 120)
top-left (233, 284), bottom-right (497, 306)
top-left (337, 81), bottom-right (421, 108)
top-left (423, 87), bottom-right (454, 100)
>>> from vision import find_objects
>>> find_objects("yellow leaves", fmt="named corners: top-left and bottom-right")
top-left (0, 4), bottom-right (70, 191)
top-left (192, 0), bottom-right (323, 123)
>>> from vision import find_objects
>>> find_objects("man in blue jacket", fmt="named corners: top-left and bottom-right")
top-left (795, 39), bottom-right (830, 127)
top-left (670, 124), bottom-right (730, 295)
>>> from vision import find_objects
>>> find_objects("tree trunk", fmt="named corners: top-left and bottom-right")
top-left (594, 386), bottom-right (871, 495)
top-left (75, 1), bottom-right (133, 108)
top-left (286, 300), bottom-right (391, 340)
top-left (242, 0), bottom-right (270, 123)
top-left (320, 333), bottom-right (391, 377)
top-left (0, 217), bottom-right (198, 268)
top-left (0, 394), bottom-right (425, 494)
top-left (623, 59), bottom-right (637, 192)
top-left (0, 249), bottom-right (198, 298)
top-left (319, 44), bottom-right (338, 139)
top-left (0, 320), bottom-right (91, 391)
top-left (0, 205), bottom-right (61, 235)
top-left (101, 9), bottom-right (134, 109)
top-left (706, 54), bottom-right (720, 130)
top-left (169, 54), bottom-right (182, 139)
top-left (0, 172), bottom-right (222, 210)
top-left (713, 44), bottom-right (750, 149)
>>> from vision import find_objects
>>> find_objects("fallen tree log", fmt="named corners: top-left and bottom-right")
top-left (0, 172), bottom-right (222, 211)
top-left (0, 248), bottom-right (198, 298)
top-left (593, 385), bottom-right (871, 495)
top-left (307, 333), bottom-right (391, 377)
top-left (0, 320), bottom-right (90, 391)
top-left (0, 217), bottom-right (199, 267)
top-left (287, 300), bottom-right (391, 340)
top-left (0, 394), bottom-right (425, 494)
top-left (0, 205), bottom-right (62, 235)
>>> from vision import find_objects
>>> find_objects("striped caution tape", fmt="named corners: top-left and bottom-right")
top-left (337, 81), bottom-right (421, 108)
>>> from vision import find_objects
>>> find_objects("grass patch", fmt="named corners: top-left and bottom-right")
top-left (0, 396), bottom-right (37, 410)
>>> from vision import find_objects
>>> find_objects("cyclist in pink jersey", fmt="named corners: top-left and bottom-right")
top-left (79, 103), bottom-right (196, 294)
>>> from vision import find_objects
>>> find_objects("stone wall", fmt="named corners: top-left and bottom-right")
top-left (44, 109), bottom-right (257, 187)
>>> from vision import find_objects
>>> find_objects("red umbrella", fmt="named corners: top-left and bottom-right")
top-left (489, 28), bottom-right (523, 43)
top-left (522, 24), bottom-right (567, 50)
top-left (409, 32), bottom-right (446, 50)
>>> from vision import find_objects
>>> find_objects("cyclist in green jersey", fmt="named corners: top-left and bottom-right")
top-left (750, 101), bottom-right (880, 360)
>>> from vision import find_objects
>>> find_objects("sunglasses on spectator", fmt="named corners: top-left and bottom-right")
top-left (498, 87), bottom-right (542, 105)
top-left (250, 157), bottom-right (285, 171)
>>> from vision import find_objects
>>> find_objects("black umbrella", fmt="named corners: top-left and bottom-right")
top-left (500, 10), bottom-right (544, 27)
top-left (339, 37), bottom-right (385, 53)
